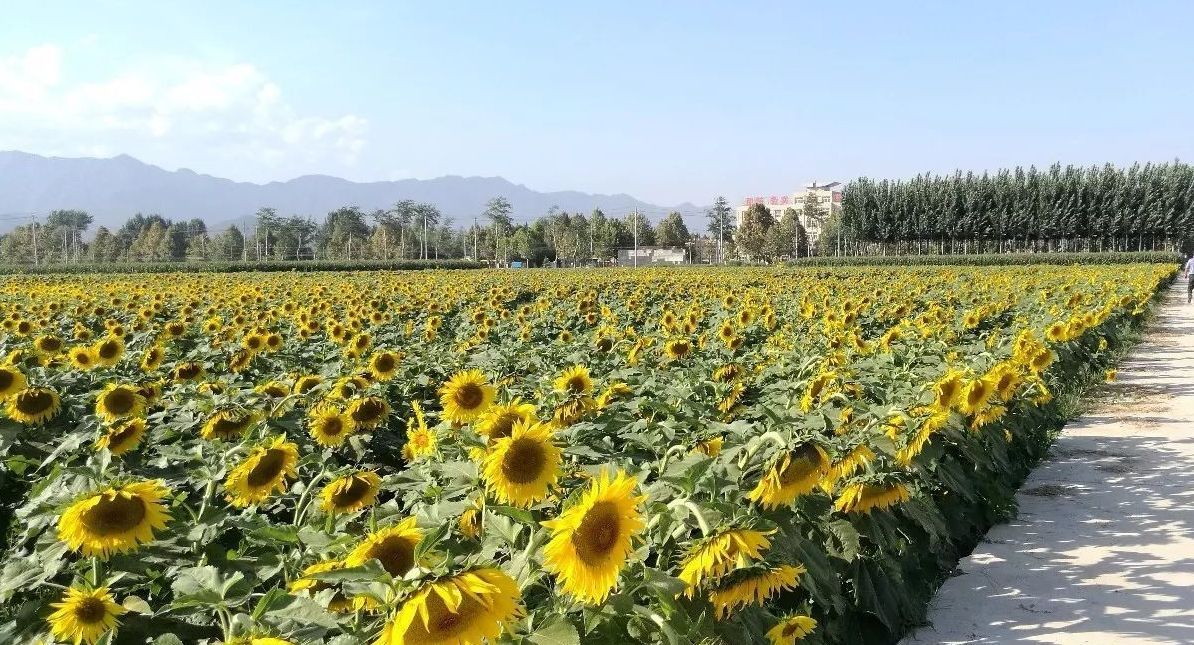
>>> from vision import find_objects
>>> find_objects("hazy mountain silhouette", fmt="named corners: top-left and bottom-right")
top-left (0, 151), bottom-right (702, 233)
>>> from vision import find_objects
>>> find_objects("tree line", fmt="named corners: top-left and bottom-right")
top-left (0, 197), bottom-right (746, 266)
top-left (840, 161), bottom-right (1194, 254)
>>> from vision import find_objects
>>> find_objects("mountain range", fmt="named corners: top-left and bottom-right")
top-left (0, 151), bottom-right (704, 234)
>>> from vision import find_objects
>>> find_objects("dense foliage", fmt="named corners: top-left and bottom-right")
top-left (841, 162), bottom-right (1194, 254)
top-left (783, 250), bottom-right (1181, 268)
top-left (0, 259), bottom-right (483, 276)
top-left (0, 265), bottom-right (1173, 645)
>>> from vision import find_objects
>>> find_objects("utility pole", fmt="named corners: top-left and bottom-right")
top-left (633, 208), bottom-right (638, 268)
top-left (423, 214), bottom-right (428, 260)
top-left (473, 216), bottom-right (479, 260)
top-left (31, 214), bottom-right (39, 266)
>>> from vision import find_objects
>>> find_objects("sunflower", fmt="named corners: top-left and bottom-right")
top-left (58, 480), bottom-right (171, 557)
top-left (47, 586), bottom-right (125, 645)
top-left (224, 437), bottom-right (300, 507)
top-left (172, 361), bottom-right (205, 382)
top-left (403, 401), bottom-right (437, 460)
top-left (475, 399), bottom-right (537, 441)
top-left (96, 418), bottom-right (148, 456)
top-left (664, 337), bottom-right (693, 360)
top-left (368, 350), bottom-right (401, 381)
top-left (0, 365), bottom-right (27, 399)
top-left (678, 528), bottom-right (773, 595)
top-left (746, 443), bottom-right (831, 509)
top-left (140, 344), bottom-right (165, 371)
top-left (932, 370), bottom-right (965, 411)
top-left (958, 377), bottom-right (995, 416)
top-left (308, 406), bottom-right (357, 447)
top-left (288, 559), bottom-right (357, 613)
top-left (201, 408), bottom-right (260, 441)
top-left (348, 395), bottom-right (390, 429)
top-left (833, 482), bottom-right (911, 514)
top-left (320, 470), bottom-right (381, 513)
top-left (541, 469), bottom-right (646, 604)
top-left (345, 517), bottom-right (423, 576)
top-left (69, 346), bottom-right (98, 370)
top-left (93, 336), bottom-right (125, 367)
top-left (293, 374), bottom-right (324, 394)
top-left (438, 369), bottom-right (495, 424)
top-left (34, 334), bottom-right (64, 356)
top-left (553, 364), bottom-right (593, 396)
top-left (989, 365), bottom-right (1022, 402)
top-left (459, 504), bottom-right (482, 539)
top-left (694, 436), bottom-right (724, 457)
top-left (94, 383), bottom-right (146, 423)
top-left (767, 615), bottom-right (818, 645)
top-left (5, 386), bottom-right (62, 425)
top-left (481, 420), bottom-right (561, 508)
top-left (381, 568), bottom-right (522, 645)
top-left (708, 564), bottom-right (804, 619)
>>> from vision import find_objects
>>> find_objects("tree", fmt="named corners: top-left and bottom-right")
top-left (158, 223), bottom-right (188, 261)
top-left (706, 196), bottom-right (734, 262)
top-left (412, 204), bottom-right (441, 260)
top-left (801, 190), bottom-right (825, 256)
top-left (767, 208), bottom-right (808, 259)
top-left (89, 226), bottom-right (120, 263)
top-left (655, 212), bottom-right (691, 248)
top-left (46, 209), bottom-right (92, 261)
top-left (623, 212), bottom-right (656, 247)
top-left (210, 226), bottom-right (246, 261)
top-left (736, 203), bottom-right (774, 261)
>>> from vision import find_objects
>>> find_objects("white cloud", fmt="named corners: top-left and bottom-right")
top-left (0, 44), bottom-right (367, 178)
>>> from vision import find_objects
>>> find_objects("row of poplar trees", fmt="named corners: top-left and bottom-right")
top-left (840, 161), bottom-right (1194, 254)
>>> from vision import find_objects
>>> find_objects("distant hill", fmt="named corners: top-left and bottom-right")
top-left (0, 151), bottom-right (703, 234)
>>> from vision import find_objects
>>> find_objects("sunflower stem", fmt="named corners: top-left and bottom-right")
top-left (90, 557), bottom-right (101, 587)
top-left (293, 467), bottom-right (329, 526)
top-left (197, 478), bottom-right (216, 520)
top-left (680, 500), bottom-right (712, 535)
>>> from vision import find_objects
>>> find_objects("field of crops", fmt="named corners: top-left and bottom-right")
top-left (0, 264), bottom-right (1175, 645)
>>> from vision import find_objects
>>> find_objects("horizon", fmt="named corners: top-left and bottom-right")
top-left (2, 2), bottom-right (1193, 206)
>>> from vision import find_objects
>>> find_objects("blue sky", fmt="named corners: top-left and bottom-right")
top-left (1, 1), bottom-right (1192, 206)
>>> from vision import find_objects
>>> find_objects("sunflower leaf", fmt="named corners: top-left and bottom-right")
top-left (529, 615), bottom-right (581, 645)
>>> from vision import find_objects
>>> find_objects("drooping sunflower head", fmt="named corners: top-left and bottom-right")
top-left (933, 370), bottom-right (964, 411)
top-left (708, 564), bottom-right (804, 619)
top-left (93, 337), bottom-right (125, 367)
top-left (345, 517), bottom-right (423, 576)
top-left (94, 384), bottom-right (146, 423)
top-left (384, 568), bottom-right (522, 645)
top-left (746, 443), bottom-right (831, 510)
top-left (368, 350), bottom-right (401, 381)
top-left (201, 408), bottom-right (260, 441)
top-left (293, 374), bottom-right (324, 395)
top-left (34, 334), bottom-right (64, 356)
top-left (96, 418), bottom-right (148, 456)
top-left (766, 615), bottom-right (818, 645)
top-left (348, 395), bottom-right (390, 429)
top-left (224, 437), bottom-right (300, 508)
top-left (958, 377), bottom-right (995, 416)
top-left (172, 361), bottom-right (205, 382)
top-left (6, 386), bottom-right (62, 425)
top-left (0, 365), bottom-right (27, 399)
top-left (541, 469), bottom-right (646, 604)
top-left (319, 470), bottom-right (381, 514)
top-left (47, 586), bottom-right (126, 645)
top-left (476, 399), bottom-right (537, 441)
top-left (553, 364), bottom-right (593, 396)
top-left (664, 337), bottom-right (693, 360)
top-left (833, 481), bottom-right (911, 514)
top-left (678, 527), bottom-right (774, 595)
top-left (57, 480), bottom-right (171, 557)
top-left (438, 369), bottom-right (495, 424)
top-left (140, 344), bottom-right (166, 371)
top-left (481, 420), bottom-right (562, 508)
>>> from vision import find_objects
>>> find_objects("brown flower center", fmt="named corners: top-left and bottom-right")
top-left (573, 501), bottom-right (621, 564)
top-left (73, 597), bottom-right (108, 624)
top-left (501, 438), bottom-right (547, 484)
top-left (455, 383), bottom-right (484, 409)
top-left (246, 449), bottom-right (287, 487)
top-left (81, 493), bottom-right (146, 536)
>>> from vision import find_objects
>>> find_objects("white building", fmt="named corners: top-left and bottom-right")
top-left (617, 246), bottom-right (687, 266)
top-left (735, 181), bottom-right (843, 245)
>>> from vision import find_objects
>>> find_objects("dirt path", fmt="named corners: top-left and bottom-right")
top-left (902, 281), bottom-right (1194, 645)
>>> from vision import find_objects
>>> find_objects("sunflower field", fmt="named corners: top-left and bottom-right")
top-left (0, 264), bottom-right (1175, 645)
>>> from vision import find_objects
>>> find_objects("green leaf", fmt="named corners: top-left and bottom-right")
top-left (529, 616), bottom-right (581, 645)
top-left (828, 519), bottom-right (861, 561)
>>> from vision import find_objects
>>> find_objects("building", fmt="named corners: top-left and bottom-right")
top-left (617, 246), bottom-right (687, 266)
top-left (736, 181), bottom-right (843, 245)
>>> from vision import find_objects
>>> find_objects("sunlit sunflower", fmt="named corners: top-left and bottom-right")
top-left (5, 386), bottom-right (62, 425)
top-left (172, 361), bottom-right (205, 382)
top-left (664, 337), bottom-right (693, 360)
top-left (348, 395), bottom-right (390, 429)
top-left (308, 405), bottom-right (357, 448)
top-left (140, 344), bottom-right (165, 371)
top-left (766, 615), bottom-right (818, 645)
top-left (678, 528), bottom-right (773, 595)
top-left (746, 443), bottom-right (831, 509)
top-left (958, 377), bottom-right (995, 416)
top-left (0, 365), bottom-right (27, 399)
top-left (201, 408), bottom-right (260, 441)
top-left (553, 364), bottom-right (593, 396)
top-left (293, 374), bottom-right (324, 395)
top-left (288, 559), bottom-right (368, 613)
top-left (57, 480), bottom-right (171, 557)
top-left (96, 418), bottom-right (148, 456)
top-left (541, 469), bottom-right (646, 604)
top-left (381, 568), bottom-right (522, 645)
top-left (708, 564), bottom-right (804, 619)
top-left (932, 370), bottom-right (965, 411)
top-left (47, 586), bottom-right (125, 645)
top-left (94, 383), bottom-right (146, 423)
top-left (368, 350), bottom-right (401, 381)
top-left (68, 346), bottom-right (98, 370)
top-left (224, 437), bottom-right (299, 507)
top-left (476, 399), bottom-right (537, 441)
top-left (833, 481), bottom-right (911, 514)
top-left (345, 517), bottom-right (423, 576)
top-left (459, 504), bottom-right (482, 539)
top-left (92, 336), bottom-right (125, 367)
top-left (990, 365), bottom-right (1022, 402)
top-left (438, 369), bottom-right (495, 424)
top-left (403, 401), bottom-right (437, 460)
top-left (481, 420), bottom-right (561, 508)
top-left (320, 470), bottom-right (381, 513)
